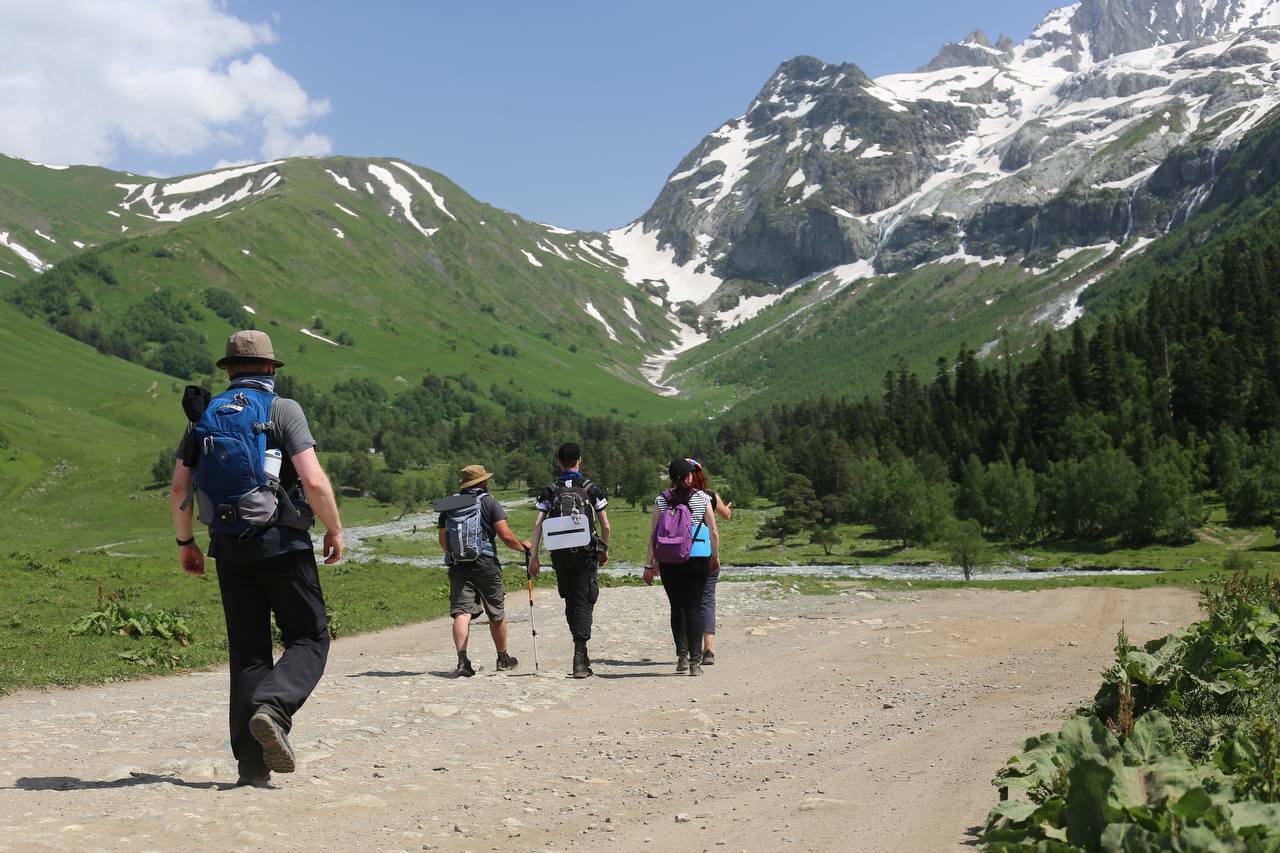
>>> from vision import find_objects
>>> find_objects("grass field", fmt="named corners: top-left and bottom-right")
top-left (4, 474), bottom-right (1277, 694)
top-left (3, 300), bottom-right (1276, 695)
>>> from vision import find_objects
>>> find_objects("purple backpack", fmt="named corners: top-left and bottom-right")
top-left (653, 489), bottom-right (694, 563)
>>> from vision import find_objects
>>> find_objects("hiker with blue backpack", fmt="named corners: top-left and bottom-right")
top-left (169, 330), bottom-right (343, 788)
top-left (643, 458), bottom-right (720, 676)
top-left (436, 464), bottom-right (531, 677)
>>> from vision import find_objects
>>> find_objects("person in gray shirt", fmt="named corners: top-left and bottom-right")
top-left (170, 330), bottom-right (343, 788)
top-left (437, 464), bottom-right (530, 677)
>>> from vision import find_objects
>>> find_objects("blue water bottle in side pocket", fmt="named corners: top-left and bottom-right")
top-left (689, 521), bottom-right (712, 558)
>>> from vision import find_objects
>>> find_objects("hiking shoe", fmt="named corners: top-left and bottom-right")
top-left (572, 644), bottom-right (593, 679)
top-left (702, 650), bottom-right (715, 666)
top-left (676, 652), bottom-right (690, 673)
top-left (235, 761), bottom-right (271, 788)
top-left (689, 663), bottom-right (704, 677)
top-left (248, 709), bottom-right (296, 774)
top-left (454, 655), bottom-right (476, 678)
top-left (496, 651), bottom-right (519, 672)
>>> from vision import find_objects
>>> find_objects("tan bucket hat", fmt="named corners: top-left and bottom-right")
top-left (458, 464), bottom-right (495, 489)
top-left (216, 329), bottom-right (285, 368)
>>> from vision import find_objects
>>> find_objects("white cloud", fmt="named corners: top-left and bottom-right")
top-left (0, 0), bottom-right (331, 166)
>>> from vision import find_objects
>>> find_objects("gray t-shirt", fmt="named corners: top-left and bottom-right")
top-left (177, 396), bottom-right (318, 561)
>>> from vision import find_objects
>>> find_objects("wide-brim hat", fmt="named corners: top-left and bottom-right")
top-left (216, 329), bottom-right (284, 368)
top-left (459, 464), bottom-right (495, 489)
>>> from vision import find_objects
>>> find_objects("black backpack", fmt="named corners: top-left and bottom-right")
top-left (548, 478), bottom-right (596, 538)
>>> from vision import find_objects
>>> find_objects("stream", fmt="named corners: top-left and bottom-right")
top-left (342, 506), bottom-right (1157, 582)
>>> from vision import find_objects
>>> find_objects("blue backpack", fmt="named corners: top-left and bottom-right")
top-left (193, 386), bottom-right (281, 537)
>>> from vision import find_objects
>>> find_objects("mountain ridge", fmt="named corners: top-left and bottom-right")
top-left (7, 1), bottom-right (1280, 416)
top-left (607, 0), bottom-right (1280, 346)
top-left (0, 153), bottom-right (710, 418)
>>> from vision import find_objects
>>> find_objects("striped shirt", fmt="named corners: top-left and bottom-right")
top-left (655, 488), bottom-right (712, 525)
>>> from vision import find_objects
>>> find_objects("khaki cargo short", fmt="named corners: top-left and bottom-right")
top-left (448, 556), bottom-right (506, 621)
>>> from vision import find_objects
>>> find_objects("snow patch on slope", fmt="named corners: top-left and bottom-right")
top-left (162, 161), bottom-right (284, 196)
top-left (301, 328), bottom-right (340, 346)
top-left (0, 231), bottom-right (50, 271)
top-left (719, 293), bottom-right (784, 328)
top-left (367, 164), bottom-right (438, 239)
top-left (577, 239), bottom-right (621, 268)
top-left (325, 170), bottom-right (357, 192)
top-left (583, 302), bottom-right (620, 342)
top-left (521, 249), bottom-right (543, 268)
top-left (606, 222), bottom-right (722, 305)
top-left (389, 162), bottom-right (456, 221)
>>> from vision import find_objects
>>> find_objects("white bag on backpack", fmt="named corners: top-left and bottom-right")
top-left (542, 512), bottom-right (591, 551)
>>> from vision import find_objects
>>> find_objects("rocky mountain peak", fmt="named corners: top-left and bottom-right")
top-left (920, 29), bottom-right (1015, 72)
top-left (609, 0), bottom-right (1280, 340)
top-left (1065, 0), bottom-right (1280, 60)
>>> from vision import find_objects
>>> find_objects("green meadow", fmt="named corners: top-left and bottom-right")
top-left (3, 294), bottom-right (1278, 695)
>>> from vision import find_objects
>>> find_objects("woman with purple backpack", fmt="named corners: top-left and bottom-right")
top-left (643, 458), bottom-right (720, 676)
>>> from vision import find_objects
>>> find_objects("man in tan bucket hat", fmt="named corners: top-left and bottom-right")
top-left (215, 329), bottom-right (286, 368)
top-left (170, 329), bottom-right (343, 787)
top-left (437, 464), bottom-right (530, 676)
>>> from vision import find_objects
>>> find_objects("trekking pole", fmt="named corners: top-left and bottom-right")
top-left (524, 546), bottom-right (540, 673)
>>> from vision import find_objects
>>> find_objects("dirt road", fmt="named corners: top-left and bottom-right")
top-left (0, 582), bottom-right (1200, 852)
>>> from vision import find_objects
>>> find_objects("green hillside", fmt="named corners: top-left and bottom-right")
top-left (0, 301), bottom-right (175, 552)
top-left (1, 155), bottom-right (693, 420)
top-left (667, 246), bottom-right (1119, 409)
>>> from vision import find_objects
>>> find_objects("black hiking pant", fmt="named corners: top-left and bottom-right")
top-left (660, 557), bottom-right (711, 664)
top-left (551, 551), bottom-right (599, 643)
top-left (215, 549), bottom-right (329, 771)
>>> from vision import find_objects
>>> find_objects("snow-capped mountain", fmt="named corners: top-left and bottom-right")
top-left (609, 0), bottom-right (1280, 331)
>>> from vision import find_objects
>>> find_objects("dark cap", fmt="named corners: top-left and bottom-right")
top-left (668, 457), bottom-right (695, 480)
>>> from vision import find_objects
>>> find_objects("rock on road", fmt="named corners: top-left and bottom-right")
top-left (0, 582), bottom-right (1199, 852)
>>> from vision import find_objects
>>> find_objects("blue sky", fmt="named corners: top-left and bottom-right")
top-left (9, 1), bottom-right (1056, 231)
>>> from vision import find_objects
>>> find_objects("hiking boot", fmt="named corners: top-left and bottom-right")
top-left (689, 663), bottom-right (704, 676)
top-left (496, 651), bottom-right (519, 672)
top-left (572, 643), bottom-right (593, 679)
top-left (248, 708), bottom-right (296, 774)
top-left (702, 650), bottom-right (715, 666)
top-left (676, 652), bottom-right (690, 673)
top-left (454, 654), bottom-right (476, 678)
top-left (235, 761), bottom-right (271, 788)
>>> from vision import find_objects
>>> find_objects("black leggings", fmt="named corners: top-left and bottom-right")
top-left (660, 557), bottom-right (711, 664)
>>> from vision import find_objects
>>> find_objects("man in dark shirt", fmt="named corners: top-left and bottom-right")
top-left (437, 464), bottom-right (530, 677)
top-left (170, 330), bottom-right (344, 788)
top-left (528, 442), bottom-right (611, 678)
